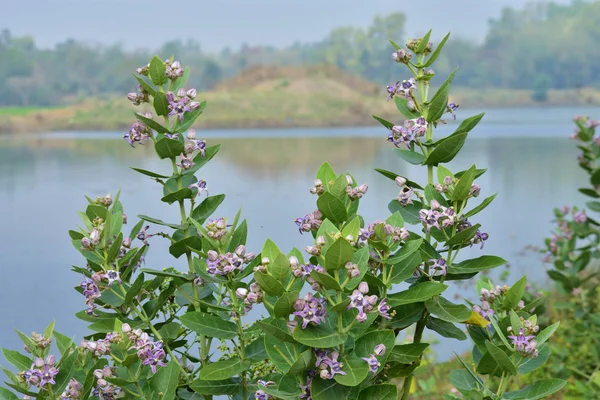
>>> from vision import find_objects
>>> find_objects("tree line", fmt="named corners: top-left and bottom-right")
top-left (1, 0), bottom-right (599, 106)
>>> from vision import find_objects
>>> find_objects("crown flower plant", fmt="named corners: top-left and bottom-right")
top-left (0, 31), bottom-right (565, 400)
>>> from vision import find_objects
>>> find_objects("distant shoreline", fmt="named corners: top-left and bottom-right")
top-left (1, 86), bottom-right (598, 134)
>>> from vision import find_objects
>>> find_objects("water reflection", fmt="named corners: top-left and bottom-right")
top-left (0, 121), bottom-right (589, 361)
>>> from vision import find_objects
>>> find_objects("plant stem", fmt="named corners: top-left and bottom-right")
top-left (401, 316), bottom-right (427, 400)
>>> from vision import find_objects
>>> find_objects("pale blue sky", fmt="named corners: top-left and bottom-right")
top-left (4, 0), bottom-right (572, 51)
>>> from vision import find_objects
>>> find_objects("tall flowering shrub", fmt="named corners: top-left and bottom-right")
top-left (540, 115), bottom-right (600, 397)
top-left (1, 31), bottom-right (564, 400)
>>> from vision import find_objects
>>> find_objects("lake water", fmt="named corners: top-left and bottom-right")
top-left (0, 106), bottom-right (596, 363)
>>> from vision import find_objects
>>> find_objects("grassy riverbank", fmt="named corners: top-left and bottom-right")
top-left (1, 66), bottom-right (599, 133)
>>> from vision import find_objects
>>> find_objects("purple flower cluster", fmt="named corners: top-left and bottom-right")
top-left (419, 200), bottom-right (456, 232)
top-left (299, 370), bottom-right (316, 399)
top-left (358, 220), bottom-right (409, 246)
top-left (315, 349), bottom-right (346, 379)
top-left (362, 344), bottom-right (386, 373)
top-left (124, 114), bottom-right (153, 147)
top-left (447, 102), bottom-right (459, 120)
top-left (80, 227), bottom-right (101, 251)
top-left (295, 210), bottom-right (323, 234)
top-left (205, 217), bottom-right (229, 240)
top-left (165, 59), bottom-right (184, 80)
top-left (80, 331), bottom-right (120, 357)
top-left (184, 130), bottom-right (207, 157)
top-left (305, 236), bottom-right (326, 256)
top-left (290, 257), bottom-right (327, 290)
top-left (92, 366), bottom-right (125, 399)
top-left (392, 48), bottom-right (412, 64)
top-left (236, 282), bottom-right (265, 312)
top-left (435, 175), bottom-right (454, 193)
top-left (388, 117), bottom-right (428, 148)
top-left (310, 179), bottom-right (324, 195)
top-left (570, 115), bottom-right (600, 140)
top-left (167, 89), bottom-right (200, 122)
top-left (508, 328), bottom-right (539, 358)
top-left (406, 38), bottom-right (433, 53)
top-left (136, 225), bottom-right (155, 246)
top-left (395, 176), bottom-right (415, 207)
top-left (428, 258), bottom-right (447, 276)
top-left (293, 293), bottom-right (328, 329)
top-left (23, 332), bottom-right (52, 353)
top-left (177, 152), bottom-right (195, 170)
top-left (80, 277), bottom-right (101, 315)
top-left (457, 219), bottom-right (489, 249)
top-left (189, 180), bottom-right (208, 198)
top-left (348, 282), bottom-right (379, 322)
top-left (123, 324), bottom-right (166, 373)
top-left (386, 78), bottom-right (416, 101)
top-left (254, 380), bottom-right (275, 400)
top-left (544, 206), bottom-right (586, 261)
top-left (207, 246), bottom-right (255, 278)
top-left (59, 378), bottom-right (84, 399)
top-left (22, 356), bottom-right (59, 388)
top-left (346, 176), bottom-right (369, 200)
top-left (344, 261), bottom-right (361, 279)
top-left (126, 86), bottom-right (150, 106)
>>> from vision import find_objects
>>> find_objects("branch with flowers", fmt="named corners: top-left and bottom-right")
top-left (0, 31), bottom-right (565, 400)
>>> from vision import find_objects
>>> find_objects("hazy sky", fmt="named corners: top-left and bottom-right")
top-left (4, 0), bottom-right (572, 51)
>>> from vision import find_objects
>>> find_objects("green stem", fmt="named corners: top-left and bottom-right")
top-left (401, 316), bottom-right (427, 400)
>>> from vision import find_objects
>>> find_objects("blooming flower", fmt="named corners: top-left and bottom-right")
top-left (167, 92), bottom-right (192, 122)
top-left (429, 258), bottom-right (447, 276)
top-left (315, 349), bottom-right (346, 379)
top-left (294, 210), bottom-right (323, 234)
top-left (377, 298), bottom-right (392, 319)
top-left (124, 119), bottom-right (152, 147)
top-left (23, 356), bottom-right (59, 388)
top-left (293, 293), bottom-right (328, 329)
top-left (508, 328), bottom-right (538, 358)
top-left (347, 282), bottom-right (378, 322)
top-left (362, 354), bottom-right (381, 374)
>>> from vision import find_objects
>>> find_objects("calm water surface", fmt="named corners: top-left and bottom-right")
top-left (0, 106), bottom-right (596, 361)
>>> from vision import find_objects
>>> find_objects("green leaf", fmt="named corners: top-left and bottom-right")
top-left (169, 234), bottom-right (202, 258)
top-left (293, 323), bottom-right (347, 348)
top-left (256, 319), bottom-right (295, 343)
top-left (53, 349), bottom-right (78, 395)
top-left (131, 167), bottom-right (170, 179)
top-left (517, 343), bottom-right (550, 374)
top-left (310, 271), bottom-right (341, 291)
top-left (264, 336), bottom-right (296, 374)
top-left (274, 291), bottom-right (300, 318)
top-left (288, 349), bottom-right (315, 375)
top-left (54, 331), bottom-right (75, 356)
top-left (446, 224), bottom-right (481, 247)
top-left (158, 322), bottom-right (181, 340)
top-left (153, 91), bottom-right (170, 117)
top-left (580, 188), bottom-right (600, 198)
top-left (464, 194), bottom-right (497, 218)
top-left (450, 255), bottom-right (506, 274)
top-left (536, 321), bottom-right (560, 345)
top-left (387, 343), bottom-right (429, 364)
top-left (124, 272), bottom-right (145, 306)
top-left (155, 137), bottom-right (184, 159)
top-left (341, 216), bottom-right (361, 238)
top-left (346, 246), bottom-right (370, 290)
top-left (151, 360), bottom-right (180, 400)
top-left (591, 168), bottom-right (600, 186)
top-left (135, 112), bottom-right (170, 134)
top-left (311, 377), bottom-right (351, 400)
top-left (227, 219), bottom-right (247, 252)
top-left (388, 282), bottom-right (448, 306)
top-left (191, 378), bottom-right (240, 396)
top-left (269, 253), bottom-right (291, 282)
top-left (0, 387), bottom-right (19, 400)
top-left (449, 370), bottom-right (483, 392)
top-left (324, 238), bottom-right (355, 270)
top-left (373, 115), bottom-right (395, 130)
top-left (452, 165), bottom-right (477, 201)
top-left (191, 194), bottom-right (226, 224)
top-left (254, 272), bottom-right (285, 296)
top-left (437, 165), bottom-right (454, 184)
top-left (455, 112), bottom-right (485, 134)
top-left (394, 97), bottom-right (420, 119)
top-left (388, 40), bottom-right (401, 50)
top-left (485, 341), bottom-right (516, 375)
top-left (180, 311), bottom-right (238, 339)
top-left (388, 200), bottom-right (423, 225)
top-left (425, 133), bottom-right (467, 165)
top-left (502, 276), bottom-right (527, 310)
top-left (426, 317), bottom-right (467, 340)
top-left (388, 252), bottom-right (421, 284)
top-left (174, 102), bottom-right (207, 133)
top-left (503, 379), bottom-right (566, 399)
top-left (317, 192), bottom-right (348, 223)
top-left (374, 168), bottom-right (423, 190)
top-left (416, 29), bottom-right (432, 53)
top-left (161, 188), bottom-right (193, 204)
top-left (425, 296), bottom-right (472, 323)
top-left (423, 32), bottom-right (450, 67)
top-left (427, 68), bottom-right (457, 122)
top-left (149, 55), bottom-right (167, 86)
top-left (334, 353), bottom-right (369, 387)
top-left (199, 357), bottom-right (249, 380)
top-left (171, 66), bottom-right (190, 92)
top-left (331, 173), bottom-right (349, 199)
top-left (387, 239), bottom-right (423, 264)
top-left (245, 338), bottom-right (267, 362)
top-left (133, 74), bottom-right (156, 96)
top-left (394, 149), bottom-right (424, 165)
top-left (358, 385), bottom-right (397, 400)
top-left (1, 349), bottom-right (32, 371)
top-left (316, 162), bottom-right (337, 188)
top-left (390, 302), bottom-right (425, 329)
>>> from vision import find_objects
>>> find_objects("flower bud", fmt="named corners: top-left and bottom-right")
top-left (435, 183), bottom-right (444, 193)
top-left (177, 88), bottom-right (186, 98)
top-left (351, 269), bottom-right (360, 278)
top-left (46, 355), bottom-right (56, 366)
top-left (305, 246), bottom-right (320, 256)
top-left (187, 88), bottom-right (197, 99)
top-left (121, 323), bottom-right (131, 333)
top-left (236, 288), bottom-right (248, 298)
top-left (207, 250), bottom-right (219, 261)
top-left (395, 176), bottom-right (407, 187)
top-left (316, 236), bottom-right (326, 246)
top-left (374, 344), bottom-right (386, 356)
top-left (261, 256), bottom-right (270, 265)
top-left (90, 228), bottom-right (100, 244)
top-left (319, 369), bottom-right (331, 379)
top-left (35, 358), bottom-right (44, 368)
top-left (358, 184), bottom-right (368, 194)
top-left (384, 224), bottom-right (394, 236)
top-left (367, 295), bottom-right (378, 305)
top-left (215, 219), bottom-right (227, 229)
top-left (358, 282), bottom-right (369, 294)
top-left (244, 252), bottom-right (256, 262)
top-left (122, 237), bottom-right (132, 248)
top-left (289, 256), bottom-right (299, 268)
top-left (470, 184), bottom-right (481, 197)
top-left (190, 101), bottom-right (201, 110)
top-left (127, 93), bottom-right (138, 102)
top-left (430, 200), bottom-right (440, 210)
top-left (235, 245), bottom-right (246, 256)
